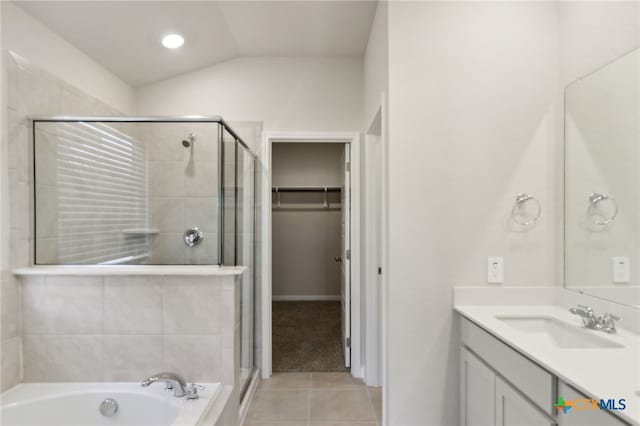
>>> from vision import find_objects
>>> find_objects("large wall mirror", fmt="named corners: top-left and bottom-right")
top-left (565, 48), bottom-right (640, 308)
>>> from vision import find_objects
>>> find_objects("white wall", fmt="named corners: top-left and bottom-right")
top-left (135, 57), bottom-right (363, 132)
top-left (0, 1), bottom-right (134, 114)
top-left (1, 0), bottom-right (7, 272)
top-left (559, 1), bottom-right (640, 86)
top-left (363, 1), bottom-right (388, 127)
top-left (386, 2), bottom-right (560, 424)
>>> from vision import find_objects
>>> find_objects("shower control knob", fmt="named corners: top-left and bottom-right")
top-left (184, 226), bottom-right (204, 247)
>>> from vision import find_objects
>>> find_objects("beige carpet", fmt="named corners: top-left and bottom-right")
top-left (272, 301), bottom-right (347, 372)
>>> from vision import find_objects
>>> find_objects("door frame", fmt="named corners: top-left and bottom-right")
top-left (363, 99), bottom-right (386, 387)
top-left (261, 131), bottom-right (362, 379)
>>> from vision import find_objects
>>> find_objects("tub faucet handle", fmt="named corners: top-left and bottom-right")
top-left (186, 383), bottom-right (205, 400)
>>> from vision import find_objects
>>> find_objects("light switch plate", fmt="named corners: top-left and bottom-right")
top-left (487, 257), bottom-right (504, 284)
top-left (613, 256), bottom-right (630, 283)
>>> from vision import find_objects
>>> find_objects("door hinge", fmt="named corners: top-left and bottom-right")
top-left (346, 161), bottom-right (351, 172)
top-left (346, 249), bottom-right (351, 260)
top-left (346, 337), bottom-right (351, 347)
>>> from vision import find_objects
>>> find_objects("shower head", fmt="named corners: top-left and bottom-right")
top-left (182, 133), bottom-right (196, 148)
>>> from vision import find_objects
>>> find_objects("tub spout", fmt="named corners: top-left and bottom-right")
top-left (141, 372), bottom-right (187, 397)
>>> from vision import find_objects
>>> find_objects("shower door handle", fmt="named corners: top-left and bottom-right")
top-left (334, 256), bottom-right (344, 262)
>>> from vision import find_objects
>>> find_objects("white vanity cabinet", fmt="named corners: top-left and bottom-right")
top-left (461, 347), bottom-right (554, 426)
top-left (556, 382), bottom-right (629, 426)
top-left (495, 376), bottom-right (555, 426)
top-left (460, 317), bottom-right (632, 426)
top-left (460, 317), bottom-right (556, 426)
top-left (460, 347), bottom-right (495, 425)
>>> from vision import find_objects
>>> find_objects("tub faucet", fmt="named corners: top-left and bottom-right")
top-left (141, 372), bottom-right (187, 397)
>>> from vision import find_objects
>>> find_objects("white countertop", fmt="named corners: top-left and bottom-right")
top-left (13, 265), bottom-right (246, 276)
top-left (455, 305), bottom-right (640, 426)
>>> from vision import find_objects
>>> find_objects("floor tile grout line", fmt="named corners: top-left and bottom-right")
top-left (307, 383), bottom-right (312, 426)
top-left (365, 385), bottom-right (379, 425)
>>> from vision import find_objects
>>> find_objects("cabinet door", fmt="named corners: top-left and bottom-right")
top-left (460, 347), bottom-right (496, 426)
top-left (557, 382), bottom-right (630, 426)
top-left (496, 377), bottom-right (555, 426)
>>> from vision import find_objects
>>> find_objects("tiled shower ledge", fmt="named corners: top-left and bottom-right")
top-left (13, 265), bottom-right (245, 276)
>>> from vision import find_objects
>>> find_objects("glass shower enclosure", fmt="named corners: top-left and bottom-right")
top-left (31, 116), bottom-right (256, 398)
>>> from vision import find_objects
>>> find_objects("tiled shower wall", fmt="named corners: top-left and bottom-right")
top-left (20, 274), bottom-right (240, 385)
top-left (142, 123), bottom-right (220, 264)
top-left (2, 51), bottom-right (122, 390)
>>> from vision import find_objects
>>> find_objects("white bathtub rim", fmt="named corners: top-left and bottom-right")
top-left (1, 382), bottom-right (222, 426)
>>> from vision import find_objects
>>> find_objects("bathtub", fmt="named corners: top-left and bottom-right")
top-left (0, 382), bottom-right (221, 426)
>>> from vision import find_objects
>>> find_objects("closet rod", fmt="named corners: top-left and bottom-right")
top-left (271, 186), bottom-right (341, 192)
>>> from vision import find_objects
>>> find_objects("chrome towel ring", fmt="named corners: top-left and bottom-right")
top-left (511, 193), bottom-right (541, 227)
top-left (587, 193), bottom-right (618, 226)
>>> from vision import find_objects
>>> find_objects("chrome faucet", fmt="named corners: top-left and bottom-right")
top-left (569, 305), bottom-right (596, 327)
top-left (141, 372), bottom-right (188, 397)
top-left (569, 305), bottom-right (621, 334)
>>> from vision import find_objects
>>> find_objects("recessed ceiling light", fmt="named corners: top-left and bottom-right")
top-left (162, 34), bottom-right (184, 49)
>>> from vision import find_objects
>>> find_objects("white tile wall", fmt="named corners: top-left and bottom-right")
top-left (104, 277), bottom-right (162, 334)
top-left (21, 274), bottom-right (239, 384)
top-left (142, 122), bottom-right (221, 265)
top-left (1, 271), bottom-right (23, 391)
top-left (163, 277), bottom-right (222, 334)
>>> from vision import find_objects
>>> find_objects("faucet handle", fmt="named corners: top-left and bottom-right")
top-left (186, 383), bottom-right (205, 400)
top-left (603, 312), bottom-right (621, 322)
top-left (600, 313), bottom-right (621, 333)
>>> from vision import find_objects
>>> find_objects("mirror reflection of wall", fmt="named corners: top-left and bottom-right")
top-left (564, 48), bottom-right (640, 308)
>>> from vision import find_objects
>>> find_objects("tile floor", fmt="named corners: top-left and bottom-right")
top-left (244, 372), bottom-right (382, 426)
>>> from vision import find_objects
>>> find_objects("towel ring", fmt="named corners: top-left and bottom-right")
top-left (587, 193), bottom-right (618, 226)
top-left (511, 193), bottom-right (541, 226)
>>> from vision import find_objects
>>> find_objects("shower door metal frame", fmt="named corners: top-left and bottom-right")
top-left (30, 115), bottom-right (257, 267)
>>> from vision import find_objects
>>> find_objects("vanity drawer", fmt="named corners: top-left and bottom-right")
top-left (461, 317), bottom-right (555, 416)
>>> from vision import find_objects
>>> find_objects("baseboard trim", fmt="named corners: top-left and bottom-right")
top-left (272, 295), bottom-right (341, 301)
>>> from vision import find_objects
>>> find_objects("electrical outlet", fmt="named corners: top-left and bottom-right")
top-left (487, 257), bottom-right (504, 284)
top-left (613, 256), bottom-right (630, 283)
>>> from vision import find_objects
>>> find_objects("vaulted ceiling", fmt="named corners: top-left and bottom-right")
top-left (16, 1), bottom-right (377, 87)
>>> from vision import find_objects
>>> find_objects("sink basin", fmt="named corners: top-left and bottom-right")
top-left (496, 316), bottom-right (624, 349)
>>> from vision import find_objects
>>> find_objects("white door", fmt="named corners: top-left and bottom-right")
top-left (460, 347), bottom-right (496, 426)
top-left (340, 143), bottom-right (351, 368)
top-left (495, 377), bottom-right (555, 426)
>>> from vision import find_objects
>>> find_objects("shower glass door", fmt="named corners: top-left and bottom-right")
top-left (33, 120), bottom-right (222, 265)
